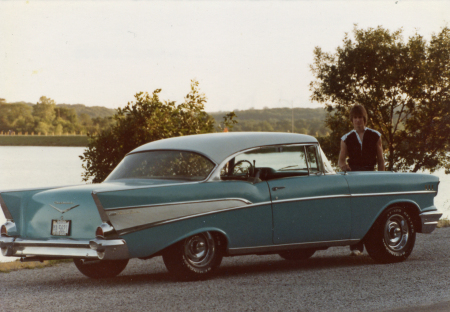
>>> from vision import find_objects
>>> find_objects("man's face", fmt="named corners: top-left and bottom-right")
top-left (352, 115), bottom-right (366, 129)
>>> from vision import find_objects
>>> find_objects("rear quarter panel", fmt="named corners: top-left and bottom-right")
top-left (96, 180), bottom-right (273, 258)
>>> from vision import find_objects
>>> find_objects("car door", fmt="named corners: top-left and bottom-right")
top-left (265, 145), bottom-right (352, 245)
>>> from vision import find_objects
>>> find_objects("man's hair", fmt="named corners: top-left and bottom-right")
top-left (349, 105), bottom-right (368, 124)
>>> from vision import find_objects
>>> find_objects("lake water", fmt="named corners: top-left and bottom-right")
top-left (0, 146), bottom-right (449, 262)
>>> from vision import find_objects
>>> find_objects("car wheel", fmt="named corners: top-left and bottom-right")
top-left (365, 206), bottom-right (416, 264)
top-left (162, 232), bottom-right (223, 280)
top-left (279, 248), bottom-right (316, 261)
top-left (74, 259), bottom-right (129, 279)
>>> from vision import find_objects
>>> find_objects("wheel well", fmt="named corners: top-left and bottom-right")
top-left (400, 203), bottom-right (422, 233)
top-left (362, 202), bottom-right (422, 243)
top-left (211, 231), bottom-right (229, 255)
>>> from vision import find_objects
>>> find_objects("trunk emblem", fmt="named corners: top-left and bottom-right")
top-left (50, 202), bottom-right (80, 214)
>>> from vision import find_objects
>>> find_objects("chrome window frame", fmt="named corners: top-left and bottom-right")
top-left (208, 142), bottom-right (329, 182)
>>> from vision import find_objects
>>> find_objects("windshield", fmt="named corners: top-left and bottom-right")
top-left (105, 150), bottom-right (216, 181)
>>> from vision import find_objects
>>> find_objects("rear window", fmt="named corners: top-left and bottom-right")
top-left (106, 150), bottom-right (215, 181)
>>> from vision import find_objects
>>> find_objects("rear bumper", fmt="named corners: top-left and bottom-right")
top-left (419, 211), bottom-right (443, 234)
top-left (0, 237), bottom-right (129, 260)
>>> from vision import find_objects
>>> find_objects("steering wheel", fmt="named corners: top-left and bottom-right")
top-left (232, 160), bottom-right (253, 176)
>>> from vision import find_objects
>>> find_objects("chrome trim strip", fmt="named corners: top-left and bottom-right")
top-left (0, 194), bottom-right (13, 221)
top-left (273, 194), bottom-right (351, 204)
top-left (351, 190), bottom-right (437, 197)
top-left (271, 190), bottom-right (437, 205)
top-left (105, 198), bottom-right (254, 212)
top-left (108, 199), bottom-right (253, 231)
top-left (116, 201), bottom-right (272, 236)
top-left (228, 239), bottom-right (360, 255)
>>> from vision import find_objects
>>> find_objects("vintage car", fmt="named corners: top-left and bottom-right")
top-left (0, 132), bottom-right (443, 279)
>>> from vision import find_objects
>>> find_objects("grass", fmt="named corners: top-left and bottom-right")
top-left (0, 135), bottom-right (88, 146)
top-left (437, 218), bottom-right (450, 228)
top-left (0, 259), bottom-right (73, 273)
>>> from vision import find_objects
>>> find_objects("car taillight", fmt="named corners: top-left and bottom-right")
top-left (96, 226), bottom-right (104, 238)
top-left (1, 224), bottom-right (7, 236)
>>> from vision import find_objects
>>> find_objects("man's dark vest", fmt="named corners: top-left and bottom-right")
top-left (342, 128), bottom-right (380, 170)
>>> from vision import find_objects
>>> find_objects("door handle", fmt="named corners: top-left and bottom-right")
top-left (272, 186), bottom-right (285, 191)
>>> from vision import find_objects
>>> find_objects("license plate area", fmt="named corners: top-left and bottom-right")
top-left (51, 220), bottom-right (71, 236)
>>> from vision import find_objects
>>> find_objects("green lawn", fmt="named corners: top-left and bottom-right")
top-left (0, 135), bottom-right (88, 146)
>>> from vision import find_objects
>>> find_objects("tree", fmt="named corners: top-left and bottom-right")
top-left (33, 96), bottom-right (56, 123)
top-left (311, 26), bottom-right (450, 172)
top-left (80, 80), bottom-right (221, 183)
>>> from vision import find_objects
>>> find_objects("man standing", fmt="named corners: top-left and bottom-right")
top-left (338, 105), bottom-right (385, 255)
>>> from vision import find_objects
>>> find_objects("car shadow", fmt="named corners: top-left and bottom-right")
top-left (215, 254), bottom-right (376, 279)
top-left (29, 253), bottom-right (379, 288)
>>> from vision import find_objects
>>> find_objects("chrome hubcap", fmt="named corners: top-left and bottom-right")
top-left (184, 232), bottom-right (215, 268)
top-left (384, 214), bottom-right (409, 251)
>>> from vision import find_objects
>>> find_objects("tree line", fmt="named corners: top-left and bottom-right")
top-left (0, 97), bottom-right (328, 137)
top-left (209, 107), bottom-right (328, 136)
top-left (0, 97), bottom-right (116, 135)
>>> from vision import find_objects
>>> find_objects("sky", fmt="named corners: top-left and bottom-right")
top-left (1, 1), bottom-right (449, 112)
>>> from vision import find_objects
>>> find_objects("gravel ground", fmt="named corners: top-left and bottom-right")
top-left (0, 228), bottom-right (449, 312)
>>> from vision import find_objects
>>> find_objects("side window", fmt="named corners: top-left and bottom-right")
top-left (220, 145), bottom-right (315, 181)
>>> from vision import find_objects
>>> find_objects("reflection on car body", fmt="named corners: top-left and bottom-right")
top-left (0, 132), bottom-right (442, 279)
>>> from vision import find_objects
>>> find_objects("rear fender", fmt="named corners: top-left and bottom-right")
top-left (0, 187), bottom-right (60, 236)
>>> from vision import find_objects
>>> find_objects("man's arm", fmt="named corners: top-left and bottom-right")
top-left (338, 140), bottom-right (351, 171)
top-left (376, 137), bottom-right (385, 171)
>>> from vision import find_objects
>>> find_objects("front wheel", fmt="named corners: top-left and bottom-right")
top-left (74, 259), bottom-right (129, 279)
top-left (279, 248), bottom-right (316, 261)
top-left (365, 207), bottom-right (416, 264)
top-left (162, 232), bottom-right (223, 280)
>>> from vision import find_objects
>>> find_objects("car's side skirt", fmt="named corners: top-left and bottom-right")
top-left (228, 239), bottom-right (360, 255)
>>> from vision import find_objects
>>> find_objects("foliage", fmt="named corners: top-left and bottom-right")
top-left (311, 26), bottom-right (450, 172)
top-left (0, 100), bottom-right (115, 135)
top-left (210, 107), bottom-right (328, 136)
top-left (80, 80), bottom-right (217, 183)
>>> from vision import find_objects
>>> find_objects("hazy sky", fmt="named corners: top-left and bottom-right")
top-left (1, 1), bottom-right (449, 112)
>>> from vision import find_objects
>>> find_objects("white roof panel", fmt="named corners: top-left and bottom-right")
top-left (130, 132), bottom-right (318, 164)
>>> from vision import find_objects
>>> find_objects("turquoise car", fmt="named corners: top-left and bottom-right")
top-left (0, 132), bottom-right (442, 279)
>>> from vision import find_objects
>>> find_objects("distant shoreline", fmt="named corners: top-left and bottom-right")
top-left (0, 135), bottom-right (88, 147)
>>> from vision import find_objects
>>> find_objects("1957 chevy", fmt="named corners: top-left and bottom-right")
top-left (0, 132), bottom-right (442, 279)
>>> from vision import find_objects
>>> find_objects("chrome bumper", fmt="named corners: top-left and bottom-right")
top-left (419, 211), bottom-right (443, 234)
top-left (0, 237), bottom-right (129, 260)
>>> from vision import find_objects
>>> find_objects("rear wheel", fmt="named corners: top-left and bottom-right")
top-left (279, 248), bottom-right (316, 261)
top-left (74, 259), bottom-right (129, 279)
top-left (162, 232), bottom-right (223, 280)
top-left (365, 206), bottom-right (416, 264)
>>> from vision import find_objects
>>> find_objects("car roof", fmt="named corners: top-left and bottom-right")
top-left (130, 132), bottom-right (318, 164)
